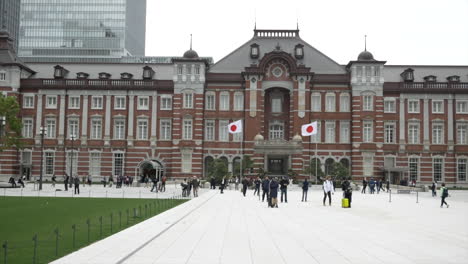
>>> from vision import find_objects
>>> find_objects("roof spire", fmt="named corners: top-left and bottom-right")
top-left (190, 34), bottom-right (192, 50)
top-left (254, 9), bottom-right (257, 30)
top-left (364, 34), bottom-right (367, 51)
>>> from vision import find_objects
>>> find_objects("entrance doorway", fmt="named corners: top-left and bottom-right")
top-left (267, 155), bottom-right (288, 176)
top-left (138, 160), bottom-right (164, 182)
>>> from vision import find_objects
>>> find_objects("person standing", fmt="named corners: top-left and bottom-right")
top-left (74, 176), bottom-right (80, 195)
top-left (342, 178), bottom-right (353, 208)
top-left (361, 178), bottom-right (367, 194)
top-left (161, 176), bottom-right (166, 192)
top-left (261, 176), bottom-right (270, 202)
top-left (220, 177), bottom-right (226, 194)
top-left (18, 177), bottom-right (25, 188)
top-left (64, 174), bottom-right (69, 191)
top-left (369, 178), bottom-right (376, 194)
top-left (109, 175), bottom-right (114, 187)
top-left (431, 182), bottom-right (436, 197)
top-left (323, 176), bottom-right (334, 206)
top-left (192, 176), bottom-right (199, 197)
top-left (51, 174), bottom-right (56, 187)
top-left (253, 177), bottom-right (261, 196)
top-left (269, 177), bottom-right (279, 208)
top-left (386, 179), bottom-right (390, 192)
top-left (241, 177), bottom-right (249, 197)
top-left (376, 179), bottom-right (381, 194)
top-left (440, 183), bottom-right (449, 208)
top-left (181, 179), bottom-right (188, 197)
top-left (210, 177), bottom-right (215, 189)
top-left (280, 177), bottom-right (289, 203)
top-left (151, 177), bottom-right (158, 192)
top-left (302, 179), bottom-right (309, 202)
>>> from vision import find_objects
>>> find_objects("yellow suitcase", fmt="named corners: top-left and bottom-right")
top-left (342, 198), bottom-right (349, 208)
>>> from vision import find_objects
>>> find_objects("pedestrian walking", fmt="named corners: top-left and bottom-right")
top-left (342, 178), bottom-right (353, 208)
top-left (241, 177), bottom-right (249, 196)
top-left (440, 183), bottom-right (449, 208)
top-left (235, 177), bottom-right (239, 191)
top-left (323, 176), bottom-right (334, 206)
top-left (376, 179), bottom-right (381, 194)
top-left (151, 177), bottom-right (158, 192)
top-left (369, 178), bottom-right (376, 194)
top-left (253, 177), bottom-right (261, 196)
top-left (181, 179), bottom-right (188, 196)
top-left (161, 176), bottom-right (166, 192)
top-left (87, 174), bottom-right (92, 186)
top-left (210, 176), bottom-right (216, 189)
top-left (280, 176), bottom-right (289, 203)
top-left (261, 176), bottom-right (270, 202)
top-left (51, 174), bottom-right (56, 187)
top-left (74, 177), bottom-right (80, 194)
top-left (220, 177), bottom-right (226, 194)
top-left (431, 182), bottom-right (437, 197)
top-left (302, 179), bottom-right (309, 202)
top-left (269, 177), bottom-right (279, 208)
top-left (361, 178), bottom-right (367, 194)
top-left (64, 174), bottom-right (69, 191)
top-left (192, 176), bottom-right (199, 197)
top-left (18, 177), bottom-right (25, 188)
top-left (108, 176), bottom-right (114, 187)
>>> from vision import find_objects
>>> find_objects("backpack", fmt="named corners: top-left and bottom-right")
top-left (442, 188), bottom-right (449, 198)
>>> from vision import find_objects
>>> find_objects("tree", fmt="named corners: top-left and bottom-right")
top-left (0, 94), bottom-right (22, 151)
top-left (304, 158), bottom-right (325, 180)
top-left (233, 155), bottom-right (254, 177)
top-left (329, 162), bottom-right (349, 183)
top-left (207, 158), bottom-right (229, 184)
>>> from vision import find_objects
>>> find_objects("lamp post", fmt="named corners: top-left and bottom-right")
top-left (69, 134), bottom-right (76, 186)
top-left (0, 116), bottom-right (5, 139)
top-left (39, 126), bottom-right (47, 190)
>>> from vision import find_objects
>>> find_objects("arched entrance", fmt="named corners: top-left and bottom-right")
top-left (137, 160), bottom-right (164, 182)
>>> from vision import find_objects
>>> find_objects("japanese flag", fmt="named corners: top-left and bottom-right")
top-left (301, 121), bottom-right (318, 136)
top-left (228, 120), bottom-right (243, 134)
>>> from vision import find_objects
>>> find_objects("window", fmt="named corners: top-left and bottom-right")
top-left (92, 96), bottom-right (103, 109)
top-left (160, 119), bottom-right (171, 140)
top-left (219, 92), bottom-right (229, 111)
top-left (325, 122), bottom-right (335, 143)
top-left (69, 96), bottom-right (80, 109)
top-left (137, 119), bottom-right (148, 140)
top-left (205, 93), bottom-right (215, 110)
top-left (363, 122), bottom-right (373, 142)
top-left (205, 120), bottom-right (215, 141)
top-left (46, 96), bottom-right (57, 109)
top-left (433, 158), bottom-right (443, 182)
top-left (219, 120), bottom-right (229, 141)
top-left (408, 100), bottom-right (420, 113)
top-left (21, 151), bottom-right (32, 165)
top-left (325, 93), bottom-right (335, 112)
top-left (177, 65), bottom-right (183, 76)
top-left (432, 123), bottom-right (444, 144)
top-left (409, 158), bottom-right (419, 182)
top-left (115, 96), bottom-right (126, 110)
top-left (356, 66), bottom-right (363, 77)
top-left (89, 153), bottom-right (101, 177)
top-left (0, 72), bottom-right (6, 81)
top-left (195, 65), bottom-right (201, 75)
top-left (340, 94), bottom-right (350, 112)
top-left (66, 151), bottom-right (78, 177)
top-left (311, 122), bottom-right (321, 143)
top-left (233, 131), bottom-right (243, 142)
top-left (161, 96), bottom-right (172, 110)
top-left (456, 101), bottom-right (468, 113)
top-left (432, 100), bottom-right (443, 114)
top-left (457, 159), bottom-right (467, 181)
top-left (271, 97), bottom-right (282, 113)
top-left (408, 123), bottom-right (419, 144)
top-left (186, 65), bottom-right (192, 75)
top-left (45, 152), bottom-right (55, 175)
top-left (234, 93), bottom-right (244, 111)
top-left (340, 121), bottom-right (350, 143)
top-left (384, 99), bottom-right (396, 113)
top-left (183, 119), bottom-right (193, 140)
top-left (22, 119), bottom-right (33, 138)
top-left (113, 153), bottom-right (124, 176)
top-left (311, 93), bottom-right (321, 112)
top-left (384, 123), bottom-right (395, 143)
top-left (23, 95), bottom-right (34, 108)
top-left (363, 95), bottom-right (373, 111)
top-left (114, 119), bottom-right (125, 139)
top-left (45, 118), bottom-right (56, 138)
top-left (363, 156), bottom-right (373, 176)
top-left (457, 123), bottom-right (468, 144)
top-left (90, 118), bottom-right (102, 139)
top-left (269, 121), bottom-right (284, 140)
top-left (138, 96), bottom-right (149, 110)
top-left (68, 119), bottom-right (79, 138)
top-left (183, 93), bottom-right (193, 109)
top-left (182, 153), bottom-right (192, 173)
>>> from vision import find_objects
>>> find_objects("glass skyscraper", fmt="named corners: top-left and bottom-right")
top-left (18, 0), bottom-right (146, 59)
top-left (0, 0), bottom-right (21, 52)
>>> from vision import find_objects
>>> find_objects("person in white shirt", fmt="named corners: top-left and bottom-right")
top-left (323, 176), bottom-right (334, 206)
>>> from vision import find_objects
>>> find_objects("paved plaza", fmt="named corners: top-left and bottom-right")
top-left (38, 186), bottom-right (468, 264)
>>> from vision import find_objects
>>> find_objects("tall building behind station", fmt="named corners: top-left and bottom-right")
top-left (0, 0), bottom-right (21, 52)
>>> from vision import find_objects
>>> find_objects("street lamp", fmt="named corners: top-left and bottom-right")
top-left (69, 134), bottom-right (76, 187)
top-left (0, 116), bottom-right (5, 139)
top-left (39, 126), bottom-right (47, 190)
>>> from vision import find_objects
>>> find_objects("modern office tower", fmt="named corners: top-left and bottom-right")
top-left (18, 0), bottom-right (146, 60)
top-left (0, 0), bottom-right (21, 52)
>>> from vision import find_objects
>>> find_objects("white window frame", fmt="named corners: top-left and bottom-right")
top-left (432, 123), bottom-right (444, 144)
top-left (457, 122), bottom-right (468, 144)
top-left (89, 152), bottom-right (101, 177)
top-left (457, 158), bottom-right (467, 182)
top-left (456, 101), bottom-right (468, 114)
top-left (69, 96), bottom-right (80, 109)
top-left (45, 151), bottom-right (55, 176)
top-left (409, 157), bottom-right (419, 182)
top-left (311, 93), bottom-right (321, 112)
top-left (340, 93), bottom-right (350, 112)
top-left (0, 71), bottom-right (6, 81)
top-left (363, 121), bottom-right (373, 143)
top-left (363, 95), bottom-right (373, 111)
top-left (114, 96), bottom-right (126, 110)
top-left (90, 118), bottom-right (102, 140)
top-left (340, 121), bottom-right (350, 143)
top-left (113, 152), bottom-right (125, 177)
top-left (160, 119), bottom-right (172, 140)
top-left (384, 122), bottom-right (396, 144)
top-left (432, 100), bottom-right (444, 114)
top-left (269, 120), bottom-right (284, 140)
top-left (205, 119), bottom-right (215, 141)
top-left (137, 96), bottom-right (149, 110)
top-left (325, 93), bottom-right (336, 112)
top-left (160, 95), bottom-right (172, 110)
top-left (137, 119), bottom-right (148, 140)
top-left (66, 151), bottom-right (78, 177)
top-left (46, 95), bottom-right (58, 109)
top-left (114, 119), bottom-right (125, 140)
top-left (408, 100), bottom-right (420, 113)
top-left (23, 95), bottom-right (34, 109)
top-left (234, 92), bottom-right (244, 111)
top-left (22, 118), bottom-right (34, 138)
top-left (183, 92), bottom-right (194, 109)
top-left (205, 92), bottom-right (215, 110)
top-left (219, 120), bottom-right (229, 142)
top-left (182, 119), bottom-right (193, 140)
top-left (433, 157), bottom-right (444, 182)
top-left (219, 92), bottom-right (230, 111)
top-left (182, 152), bottom-right (192, 173)
top-left (45, 118), bottom-right (56, 138)
top-left (384, 98), bottom-right (396, 113)
top-left (68, 118), bottom-right (79, 139)
top-left (91, 96), bottom-right (103, 109)
top-left (363, 155), bottom-right (373, 177)
top-left (325, 121), bottom-right (336, 143)
top-left (408, 122), bottom-right (420, 144)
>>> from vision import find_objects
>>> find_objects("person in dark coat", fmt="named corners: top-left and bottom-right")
top-left (269, 177), bottom-right (279, 208)
top-left (220, 177), bottom-right (226, 194)
top-left (181, 179), bottom-right (188, 197)
top-left (64, 174), bottom-right (69, 191)
top-left (210, 177), bottom-right (216, 189)
top-left (151, 177), bottom-right (158, 192)
top-left (253, 177), bottom-right (261, 196)
top-left (342, 178), bottom-right (353, 208)
top-left (280, 177), bottom-right (289, 203)
top-left (431, 182), bottom-right (436, 197)
top-left (18, 177), bottom-right (25, 188)
top-left (376, 179), bottom-right (381, 194)
top-left (361, 178), bottom-right (367, 194)
top-left (302, 179), bottom-right (309, 202)
top-left (369, 178), bottom-right (376, 194)
top-left (261, 176), bottom-right (270, 202)
top-left (241, 177), bottom-right (249, 196)
top-left (386, 179), bottom-right (390, 192)
top-left (74, 176), bottom-right (80, 194)
top-left (9, 177), bottom-right (17, 187)
top-left (192, 176), bottom-right (199, 197)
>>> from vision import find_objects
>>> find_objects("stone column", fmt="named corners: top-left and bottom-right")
top-left (35, 94), bottom-right (43, 145)
top-left (127, 95), bottom-right (135, 146)
top-left (447, 98), bottom-right (454, 151)
top-left (81, 95), bottom-right (88, 145)
top-left (58, 94), bottom-right (66, 144)
top-left (150, 92), bottom-right (158, 146)
top-left (423, 99), bottom-right (430, 150)
top-left (104, 95), bottom-right (111, 145)
top-left (399, 97), bottom-right (405, 151)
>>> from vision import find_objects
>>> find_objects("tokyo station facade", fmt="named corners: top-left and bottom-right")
top-left (1, 29), bottom-right (468, 186)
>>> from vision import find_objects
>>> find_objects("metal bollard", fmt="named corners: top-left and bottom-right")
top-left (416, 191), bottom-right (419, 203)
top-left (122, 190), bottom-right (125, 198)
top-left (32, 234), bottom-right (38, 264)
top-left (72, 224), bottom-right (76, 248)
top-left (389, 189), bottom-right (392, 203)
top-left (54, 228), bottom-right (59, 256)
top-left (2, 241), bottom-right (8, 264)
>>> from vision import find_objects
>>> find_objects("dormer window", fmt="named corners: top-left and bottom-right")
top-left (98, 72), bottom-right (111, 79)
top-left (53, 65), bottom-right (68, 79)
top-left (76, 72), bottom-right (89, 79)
top-left (424, 75), bottom-right (437, 82)
top-left (447, 75), bottom-right (460, 83)
top-left (120, 72), bottom-right (133, 79)
top-left (400, 68), bottom-right (414, 82)
top-left (294, 44), bottom-right (304, 59)
top-left (250, 43), bottom-right (259, 59)
top-left (142, 66), bottom-right (154, 79)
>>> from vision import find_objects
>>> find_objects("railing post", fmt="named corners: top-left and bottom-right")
top-left (2, 241), bottom-right (7, 264)
top-left (99, 216), bottom-right (103, 238)
top-left (145, 204), bottom-right (148, 218)
top-left (32, 234), bottom-right (37, 264)
top-left (416, 191), bottom-right (419, 203)
top-left (54, 228), bottom-right (59, 257)
top-left (119, 211), bottom-right (122, 229)
top-left (126, 209), bottom-right (129, 226)
top-left (72, 224), bottom-right (76, 248)
top-left (389, 189), bottom-right (392, 203)
top-left (86, 219), bottom-right (90, 243)
top-left (139, 205), bottom-right (142, 218)
top-left (110, 213), bottom-right (113, 233)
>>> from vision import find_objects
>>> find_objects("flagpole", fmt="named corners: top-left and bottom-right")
top-left (315, 141), bottom-right (318, 185)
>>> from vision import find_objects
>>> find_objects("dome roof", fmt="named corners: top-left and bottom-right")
top-left (254, 134), bottom-right (264, 141)
top-left (357, 50), bottom-right (374, 61)
top-left (183, 49), bottom-right (199, 59)
top-left (292, 134), bottom-right (302, 142)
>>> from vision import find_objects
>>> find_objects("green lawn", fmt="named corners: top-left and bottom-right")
top-left (0, 197), bottom-right (185, 264)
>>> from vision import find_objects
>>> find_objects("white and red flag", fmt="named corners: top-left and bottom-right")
top-left (228, 120), bottom-right (243, 134)
top-left (301, 121), bottom-right (318, 136)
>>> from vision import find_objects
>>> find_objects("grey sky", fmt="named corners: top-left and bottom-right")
top-left (145, 0), bottom-right (468, 65)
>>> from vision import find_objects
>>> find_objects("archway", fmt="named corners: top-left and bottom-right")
top-left (325, 158), bottom-right (335, 176)
top-left (138, 160), bottom-right (164, 182)
top-left (204, 156), bottom-right (214, 178)
top-left (340, 158), bottom-right (350, 169)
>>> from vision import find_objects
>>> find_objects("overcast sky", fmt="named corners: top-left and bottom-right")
top-left (145, 0), bottom-right (468, 65)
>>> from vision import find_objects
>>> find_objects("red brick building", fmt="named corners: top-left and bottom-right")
top-left (1, 29), bottom-right (468, 186)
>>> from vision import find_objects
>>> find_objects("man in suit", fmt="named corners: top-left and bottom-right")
top-left (280, 177), bottom-right (289, 203)
top-left (261, 176), bottom-right (270, 202)
top-left (74, 176), bottom-right (80, 195)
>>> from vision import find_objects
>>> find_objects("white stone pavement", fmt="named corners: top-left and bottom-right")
top-left (46, 187), bottom-right (468, 264)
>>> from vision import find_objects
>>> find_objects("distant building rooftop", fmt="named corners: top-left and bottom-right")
top-left (20, 56), bottom-right (214, 65)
